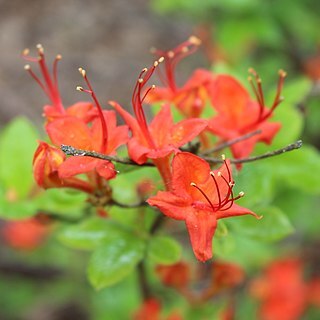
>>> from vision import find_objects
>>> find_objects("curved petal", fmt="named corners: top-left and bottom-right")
top-left (216, 203), bottom-right (260, 220)
top-left (127, 138), bottom-right (150, 164)
top-left (58, 156), bottom-right (100, 178)
top-left (185, 211), bottom-right (217, 262)
top-left (147, 191), bottom-right (190, 221)
top-left (171, 152), bottom-right (212, 199)
top-left (46, 117), bottom-right (92, 149)
top-left (96, 161), bottom-right (117, 180)
top-left (149, 104), bottom-right (172, 147)
top-left (170, 118), bottom-right (207, 148)
top-left (208, 75), bottom-right (249, 126)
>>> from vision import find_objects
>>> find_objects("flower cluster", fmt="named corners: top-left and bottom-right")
top-left (26, 36), bottom-right (287, 262)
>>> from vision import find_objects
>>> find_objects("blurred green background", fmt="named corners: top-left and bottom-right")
top-left (0, 0), bottom-right (320, 319)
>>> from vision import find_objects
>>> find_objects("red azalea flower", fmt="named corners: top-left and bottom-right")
top-left (110, 102), bottom-right (207, 165)
top-left (46, 108), bottom-right (128, 180)
top-left (2, 218), bottom-right (49, 250)
top-left (250, 258), bottom-right (308, 320)
top-left (110, 58), bottom-right (207, 189)
top-left (156, 262), bottom-right (190, 290)
top-left (207, 70), bottom-right (286, 161)
top-left (133, 298), bottom-right (182, 320)
top-left (147, 152), bottom-right (259, 262)
top-left (24, 46), bottom-right (128, 181)
top-left (148, 37), bottom-right (214, 118)
top-left (33, 141), bottom-right (94, 193)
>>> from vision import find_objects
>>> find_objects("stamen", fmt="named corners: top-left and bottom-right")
top-left (141, 85), bottom-right (155, 103)
top-left (23, 45), bottom-right (64, 112)
top-left (36, 43), bottom-right (44, 55)
top-left (188, 36), bottom-right (202, 45)
top-left (210, 171), bottom-right (222, 209)
top-left (190, 182), bottom-right (216, 212)
top-left (77, 67), bottom-right (108, 152)
top-left (22, 48), bottom-right (30, 56)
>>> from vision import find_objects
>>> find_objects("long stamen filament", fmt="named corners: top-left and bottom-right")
top-left (190, 182), bottom-right (216, 212)
top-left (78, 68), bottom-right (108, 152)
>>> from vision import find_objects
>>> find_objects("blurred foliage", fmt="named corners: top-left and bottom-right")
top-left (0, 0), bottom-right (320, 318)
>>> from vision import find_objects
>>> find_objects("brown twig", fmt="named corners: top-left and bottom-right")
top-left (203, 140), bottom-right (303, 164)
top-left (61, 145), bottom-right (154, 167)
top-left (201, 130), bottom-right (262, 156)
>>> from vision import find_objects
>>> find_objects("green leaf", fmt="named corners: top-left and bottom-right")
top-left (0, 190), bottom-right (36, 219)
top-left (229, 206), bottom-right (294, 242)
top-left (147, 236), bottom-right (181, 265)
top-left (58, 217), bottom-right (131, 251)
top-left (34, 188), bottom-right (87, 215)
top-left (0, 117), bottom-right (39, 198)
top-left (87, 234), bottom-right (145, 289)
top-left (266, 145), bottom-right (320, 194)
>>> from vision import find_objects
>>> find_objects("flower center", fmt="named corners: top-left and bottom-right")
top-left (190, 155), bottom-right (244, 212)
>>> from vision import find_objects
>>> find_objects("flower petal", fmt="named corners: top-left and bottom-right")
top-left (147, 191), bottom-right (190, 221)
top-left (185, 210), bottom-right (217, 262)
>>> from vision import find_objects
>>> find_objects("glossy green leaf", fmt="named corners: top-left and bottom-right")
top-left (87, 234), bottom-right (145, 289)
top-left (266, 145), bottom-right (320, 194)
top-left (147, 235), bottom-right (181, 265)
top-left (34, 188), bottom-right (87, 216)
top-left (0, 189), bottom-right (36, 219)
top-left (229, 206), bottom-right (294, 242)
top-left (0, 117), bottom-right (38, 198)
top-left (58, 217), bottom-right (131, 251)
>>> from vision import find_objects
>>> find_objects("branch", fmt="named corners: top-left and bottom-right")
top-left (61, 145), bottom-right (154, 167)
top-left (201, 130), bottom-right (262, 155)
top-left (203, 140), bottom-right (303, 164)
top-left (110, 199), bottom-right (148, 208)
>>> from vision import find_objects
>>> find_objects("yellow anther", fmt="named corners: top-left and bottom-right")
top-left (154, 61), bottom-right (159, 67)
top-left (142, 67), bottom-right (148, 72)
top-left (24, 64), bottom-right (31, 70)
top-left (168, 51), bottom-right (174, 58)
top-left (239, 191), bottom-right (245, 197)
top-left (189, 36), bottom-right (201, 45)
top-left (217, 171), bottom-right (222, 177)
top-left (36, 44), bottom-right (44, 54)
top-left (56, 54), bottom-right (62, 60)
top-left (190, 182), bottom-right (197, 187)
top-left (151, 85), bottom-right (156, 89)
top-left (221, 154), bottom-right (226, 161)
top-left (22, 48), bottom-right (29, 56)
top-left (158, 56), bottom-right (165, 63)
top-left (209, 171), bottom-right (214, 176)
top-left (76, 86), bottom-right (84, 91)
top-left (279, 69), bottom-right (287, 77)
top-left (138, 78), bottom-right (144, 83)
top-left (78, 67), bottom-right (86, 77)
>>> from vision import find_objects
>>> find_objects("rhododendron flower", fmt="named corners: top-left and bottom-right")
top-left (110, 58), bottom-right (207, 189)
top-left (111, 102), bottom-right (207, 165)
top-left (24, 46), bottom-right (128, 182)
top-left (33, 141), bottom-right (93, 193)
top-left (207, 70), bottom-right (286, 161)
top-left (250, 258), bottom-right (308, 320)
top-left (2, 218), bottom-right (49, 250)
top-left (156, 262), bottom-right (190, 289)
top-left (148, 36), bottom-right (214, 118)
top-left (147, 152), bottom-right (259, 262)
top-left (133, 298), bottom-right (182, 320)
top-left (46, 107), bottom-right (127, 180)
